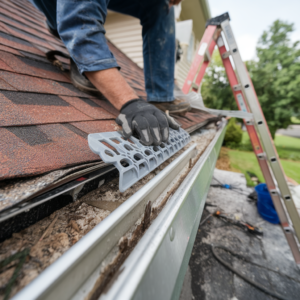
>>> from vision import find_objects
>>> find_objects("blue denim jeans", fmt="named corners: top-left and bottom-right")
top-left (31, 0), bottom-right (175, 102)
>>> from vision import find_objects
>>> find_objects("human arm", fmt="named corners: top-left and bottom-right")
top-left (85, 69), bottom-right (180, 146)
top-left (85, 68), bottom-right (137, 111)
top-left (57, 0), bottom-right (179, 145)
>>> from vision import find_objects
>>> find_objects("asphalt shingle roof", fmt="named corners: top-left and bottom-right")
top-left (0, 0), bottom-right (216, 180)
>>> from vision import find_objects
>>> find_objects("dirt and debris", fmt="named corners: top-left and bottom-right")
top-left (84, 200), bottom-right (122, 212)
top-left (215, 147), bottom-right (231, 171)
top-left (0, 162), bottom-right (104, 212)
top-left (0, 128), bottom-right (216, 299)
top-left (0, 202), bottom-right (111, 299)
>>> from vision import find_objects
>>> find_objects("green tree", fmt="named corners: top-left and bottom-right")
top-left (201, 51), bottom-right (237, 110)
top-left (248, 20), bottom-right (300, 137)
top-left (201, 20), bottom-right (300, 138)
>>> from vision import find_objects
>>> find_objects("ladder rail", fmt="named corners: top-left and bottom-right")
top-left (182, 25), bottom-right (218, 94)
top-left (181, 13), bottom-right (300, 264)
top-left (193, 36), bottom-right (217, 91)
top-left (220, 19), bottom-right (300, 243)
top-left (217, 36), bottom-right (300, 263)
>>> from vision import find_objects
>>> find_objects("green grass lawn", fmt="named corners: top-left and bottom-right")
top-left (228, 149), bottom-right (300, 185)
top-left (274, 135), bottom-right (300, 161)
top-left (291, 116), bottom-right (300, 124)
top-left (240, 132), bottom-right (300, 161)
top-left (223, 128), bottom-right (300, 185)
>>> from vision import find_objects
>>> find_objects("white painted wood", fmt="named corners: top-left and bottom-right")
top-left (105, 13), bottom-right (144, 68)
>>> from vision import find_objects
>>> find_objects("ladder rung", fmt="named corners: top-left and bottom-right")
top-left (204, 50), bottom-right (211, 61)
top-left (191, 83), bottom-right (199, 90)
top-left (233, 84), bottom-right (242, 91)
top-left (257, 153), bottom-right (266, 160)
top-left (221, 51), bottom-right (230, 59)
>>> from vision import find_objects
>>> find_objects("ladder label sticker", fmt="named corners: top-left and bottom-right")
top-left (236, 93), bottom-right (248, 112)
top-left (198, 43), bottom-right (207, 56)
top-left (223, 24), bottom-right (235, 45)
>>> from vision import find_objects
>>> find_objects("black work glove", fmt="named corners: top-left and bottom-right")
top-left (116, 99), bottom-right (180, 146)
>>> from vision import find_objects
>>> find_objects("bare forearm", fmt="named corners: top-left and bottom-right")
top-left (85, 68), bottom-right (137, 111)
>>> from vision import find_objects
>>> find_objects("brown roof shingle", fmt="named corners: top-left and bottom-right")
top-left (0, 0), bottom-right (216, 180)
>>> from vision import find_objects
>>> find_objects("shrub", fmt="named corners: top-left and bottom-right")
top-left (224, 118), bottom-right (243, 147)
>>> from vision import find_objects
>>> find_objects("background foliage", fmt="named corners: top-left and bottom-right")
top-left (223, 118), bottom-right (243, 147)
top-left (202, 20), bottom-right (300, 138)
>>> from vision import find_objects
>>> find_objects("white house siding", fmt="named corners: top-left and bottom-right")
top-left (175, 39), bottom-right (199, 89)
top-left (105, 12), bottom-right (144, 68)
top-left (175, 55), bottom-right (192, 88)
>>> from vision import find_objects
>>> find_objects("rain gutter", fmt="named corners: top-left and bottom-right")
top-left (13, 122), bottom-right (226, 300)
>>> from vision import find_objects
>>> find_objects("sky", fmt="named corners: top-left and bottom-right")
top-left (208, 0), bottom-right (300, 61)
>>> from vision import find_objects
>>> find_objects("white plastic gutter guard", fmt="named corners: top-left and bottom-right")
top-left (12, 142), bottom-right (198, 300)
top-left (88, 128), bottom-right (191, 192)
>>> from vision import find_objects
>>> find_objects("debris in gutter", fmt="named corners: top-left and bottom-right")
top-left (143, 201), bottom-right (152, 231)
top-left (0, 248), bottom-right (30, 300)
top-left (68, 220), bottom-right (80, 233)
top-left (84, 200), bottom-right (122, 212)
top-left (37, 214), bottom-right (59, 242)
top-left (0, 128), bottom-right (217, 299)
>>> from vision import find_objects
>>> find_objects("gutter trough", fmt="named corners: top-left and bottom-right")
top-left (12, 122), bottom-right (226, 300)
top-left (102, 122), bottom-right (226, 300)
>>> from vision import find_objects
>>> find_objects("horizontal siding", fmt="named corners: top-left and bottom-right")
top-left (107, 29), bottom-right (142, 39)
top-left (105, 13), bottom-right (197, 86)
top-left (175, 44), bottom-right (192, 89)
top-left (120, 46), bottom-right (143, 53)
top-left (114, 40), bottom-right (143, 48)
top-left (105, 13), bottom-right (144, 68)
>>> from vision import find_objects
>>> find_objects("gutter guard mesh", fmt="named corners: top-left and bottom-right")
top-left (88, 128), bottom-right (191, 192)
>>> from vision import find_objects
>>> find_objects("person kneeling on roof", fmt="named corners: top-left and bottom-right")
top-left (32, 0), bottom-right (190, 146)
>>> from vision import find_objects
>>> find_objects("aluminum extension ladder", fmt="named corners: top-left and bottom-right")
top-left (182, 12), bottom-right (300, 264)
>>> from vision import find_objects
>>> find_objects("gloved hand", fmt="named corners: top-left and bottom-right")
top-left (116, 99), bottom-right (180, 146)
